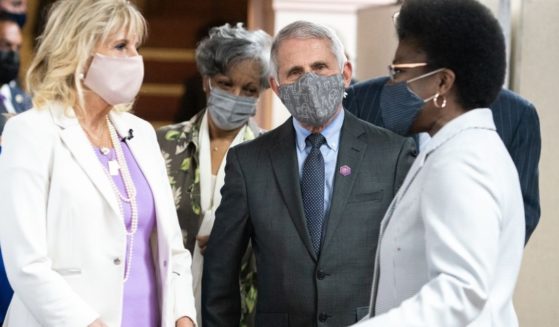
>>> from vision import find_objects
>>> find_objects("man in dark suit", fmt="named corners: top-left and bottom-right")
top-left (343, 76), bottom-right (541, 243)
top-left (0, 13), bottom-right (32, 137)
top-left (202, 21), bottom-right (415, 327)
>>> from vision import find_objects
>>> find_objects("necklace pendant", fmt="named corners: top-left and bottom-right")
top-left (108, 160), bottom-right (120, 176)
top-left (100, 147), bottom-right (110, 156)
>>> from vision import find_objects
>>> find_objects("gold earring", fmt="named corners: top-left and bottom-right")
top-left (433, 93), bottom-right (447, 108)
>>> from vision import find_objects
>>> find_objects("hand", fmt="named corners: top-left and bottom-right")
top-left (88, 319), bottom-right (109, 327)
top-left (176, 316), bottom-right (195, 327)
top-left (196, 235), bottom-right (210, 255)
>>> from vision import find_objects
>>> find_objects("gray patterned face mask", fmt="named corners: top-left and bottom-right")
top-left (278, 72), bottom-right (345, 127)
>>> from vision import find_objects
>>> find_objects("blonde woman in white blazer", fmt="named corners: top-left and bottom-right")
top-left (354, 0), bottom-right (525, 326)
top-left (0, 1), bottom-right (195, 326)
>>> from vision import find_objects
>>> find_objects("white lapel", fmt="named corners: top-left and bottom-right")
top-left (369, 130), bottom-right (439, 316)
top-left (380, 109), bottom-right (497, 235)
top-left (50, 104), bottom-right (121, 218)
top-left (378, 149), bottom-right (427, 236)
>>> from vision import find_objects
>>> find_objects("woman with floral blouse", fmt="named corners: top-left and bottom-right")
top-left (156, 23), bottom-right (271, 327)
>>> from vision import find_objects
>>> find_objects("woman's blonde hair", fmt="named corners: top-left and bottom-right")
top-left (27, 0), bottom-right (147, 115)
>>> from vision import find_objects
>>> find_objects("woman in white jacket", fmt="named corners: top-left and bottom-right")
top-left (0, 0), bottom-right (196, 326)
top-left (354, 0), bottom-right (525, 326)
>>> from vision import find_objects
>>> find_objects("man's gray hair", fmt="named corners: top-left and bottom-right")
top-left (195, 23), bottom-right (272, 89)
top-left (270, 20), bottom-right (346, 81)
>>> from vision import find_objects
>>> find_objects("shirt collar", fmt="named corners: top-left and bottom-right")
top-left (421, 108), bottom-right (495, 156)
top-left (0, 83), bottom-right (12, 101)
top-left (293, 109), bottom-right (344, 152)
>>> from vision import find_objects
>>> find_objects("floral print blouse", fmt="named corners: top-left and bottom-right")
top-left (156, 109), bottom-right (263, 326)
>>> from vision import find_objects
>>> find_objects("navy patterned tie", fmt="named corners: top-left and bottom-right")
top-left (302, 133), bottom-right (326, 255)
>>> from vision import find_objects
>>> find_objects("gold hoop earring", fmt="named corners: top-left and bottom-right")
top-left (433, 93), bottom-right (447, 108)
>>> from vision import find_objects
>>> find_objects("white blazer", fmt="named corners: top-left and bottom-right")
top-left (354, 109), bottom-right (525, 327)
top-left (0, 103), bottom-right (196, 326)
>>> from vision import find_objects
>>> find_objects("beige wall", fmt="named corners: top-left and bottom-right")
top-left (511, 0), bottom-right (559, 326)
top-left (355, 4), bottom-right (400, 80)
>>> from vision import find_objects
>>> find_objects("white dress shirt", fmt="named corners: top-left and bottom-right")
top-left (0, 83), bottom-right (16, 114)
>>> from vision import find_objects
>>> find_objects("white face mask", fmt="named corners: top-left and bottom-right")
top-left (83, 53), bottom-right (144, 106)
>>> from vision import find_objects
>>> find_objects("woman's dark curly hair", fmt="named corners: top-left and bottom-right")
top-left (397, 0), bottom-right (506, 109)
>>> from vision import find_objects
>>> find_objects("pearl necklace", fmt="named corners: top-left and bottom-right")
top-left (98, 118), bottom-right (139, 282)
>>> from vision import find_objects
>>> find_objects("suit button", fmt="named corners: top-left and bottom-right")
top-left (317, 269), bottom-right (327, 280)
top-left (113, 258), bottom-right (122, 265)
top-left (318, 312), bottom-right (330, 322)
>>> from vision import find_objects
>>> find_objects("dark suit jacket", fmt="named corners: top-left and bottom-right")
top-left (343, 76), bottom-right (541, 243)
top-left (202, 110), bottom-right (416, 327)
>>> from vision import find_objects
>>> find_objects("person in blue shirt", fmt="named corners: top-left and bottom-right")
top-left (0, 250), bottom-right (10, 323)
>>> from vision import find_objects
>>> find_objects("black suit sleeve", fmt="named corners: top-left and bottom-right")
top-left (343, 77), bottom-right (389, 126)
top-left (202, 147), bottom-right (251, 327)
top-left (509, 103), bottom-right (541, 243)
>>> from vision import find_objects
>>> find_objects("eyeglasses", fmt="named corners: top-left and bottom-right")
top-left (388, 62), bottom-right (428, 80)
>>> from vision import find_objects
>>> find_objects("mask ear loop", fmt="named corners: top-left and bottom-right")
top-left (433, 92), bottom-right (447, 108)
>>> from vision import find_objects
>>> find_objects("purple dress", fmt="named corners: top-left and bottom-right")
top-left (95, 140), bottom-right (160, 327)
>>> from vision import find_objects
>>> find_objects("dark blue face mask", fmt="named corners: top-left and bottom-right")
top-left (0, 50), bottom-right (19, 85)
top-left (2, 11), bottom-right (26, 28)
top-left (380, 68), bottom-right (443, 136)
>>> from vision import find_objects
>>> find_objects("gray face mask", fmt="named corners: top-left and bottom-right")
top-left (207, 87), bottom-right (258, 131)
top-left (278, 72), bottom-right (345, 127)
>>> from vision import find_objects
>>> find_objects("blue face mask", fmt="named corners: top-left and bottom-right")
top-left (380, 68), bottom-right (444, 136)
top-left (0, 50), bottom-right (19, 85)
top-left (1, 11), bottom-right (26, 28)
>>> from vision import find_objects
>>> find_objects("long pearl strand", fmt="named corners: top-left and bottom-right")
top-left (101, 118), bottom-right (138, 282)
